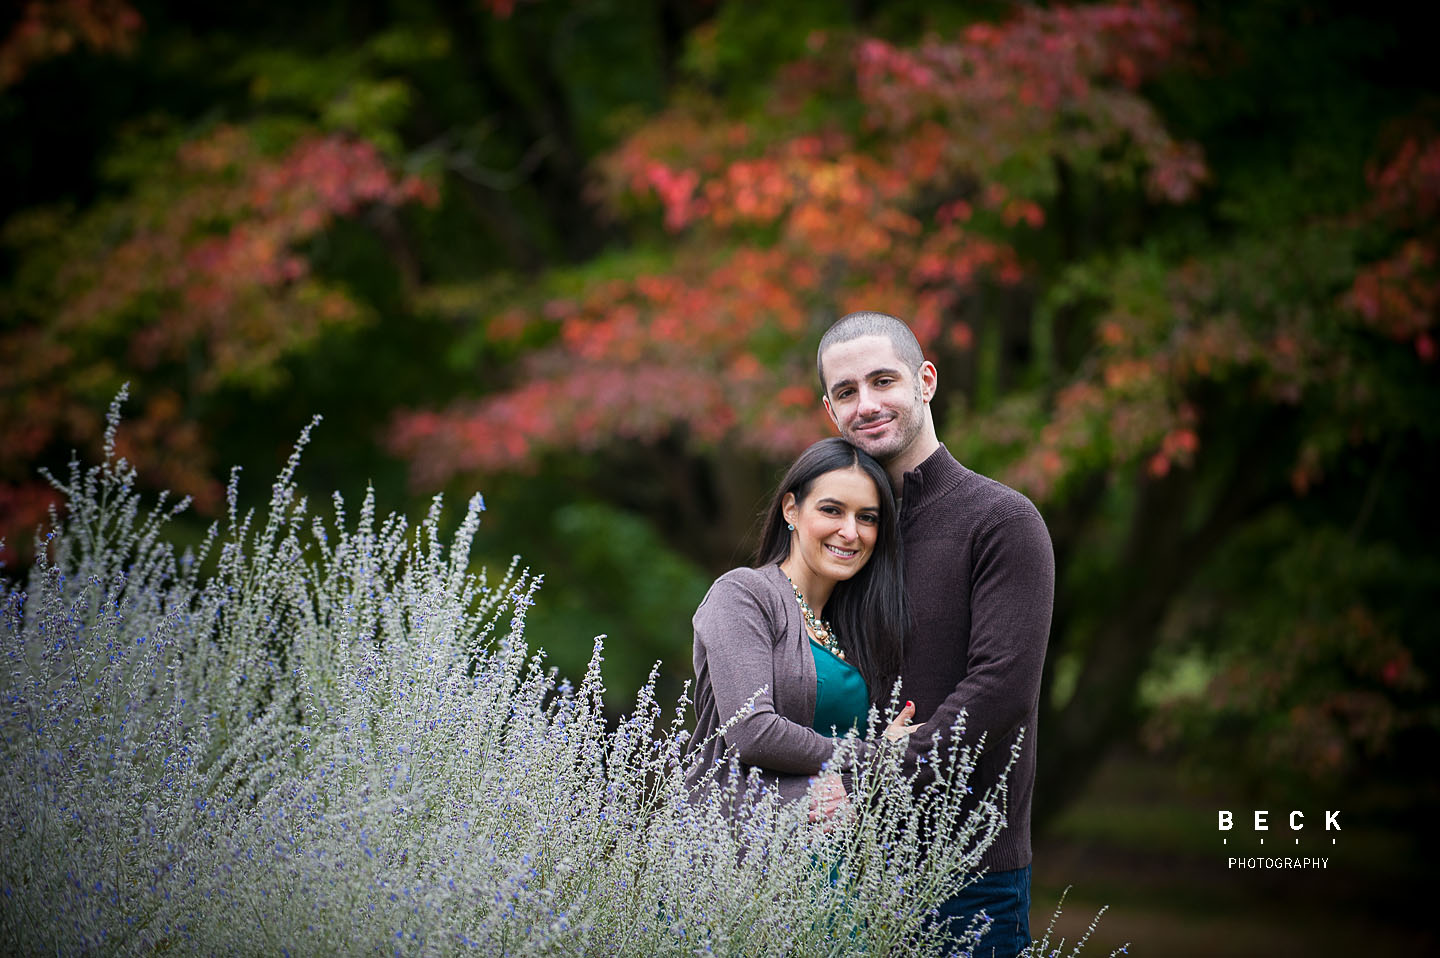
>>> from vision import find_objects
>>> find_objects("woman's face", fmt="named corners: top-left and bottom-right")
top-left (782, 465), bottom-right (882, 587)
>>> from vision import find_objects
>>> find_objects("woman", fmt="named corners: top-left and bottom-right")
top-left (687, 437), bottom-right (918, 809)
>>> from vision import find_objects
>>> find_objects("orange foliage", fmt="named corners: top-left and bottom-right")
top-left (52, 127), bottom-right (433, 391)
top-left (0, 127), bottom-right (432, 559)
top-left (0, 482), bottom-right (61, 563)
top-left (0, 0), bottom-right (141, 87)
top-left (1004, 136), bottom-right (1440, 503)
top-left (394, 1), bottom-right (1204, 486)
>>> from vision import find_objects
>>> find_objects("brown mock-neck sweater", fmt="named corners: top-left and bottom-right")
top-left (898, 444), bottom-right (1054, 873)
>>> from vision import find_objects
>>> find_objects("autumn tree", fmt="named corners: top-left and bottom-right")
top-left (0, 0), bottom-right (677, 563)
top-left (0, 125), bottom-right (431, 560)
top-left (392, 0), bottom-right (1201, 553)
top-left (390, 0), bottom-right (1437, 815)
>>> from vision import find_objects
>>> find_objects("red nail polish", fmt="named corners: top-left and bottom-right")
top-left (906, 700), bottom-right (913, 709)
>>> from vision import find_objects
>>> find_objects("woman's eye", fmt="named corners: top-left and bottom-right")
top-left (859, 513), bottom-right (878, 524)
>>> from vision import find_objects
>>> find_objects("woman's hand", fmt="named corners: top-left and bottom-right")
top-left (883, 700), bottom-right (921, 743)
top-left (808, 773), bottom-right (853, 829)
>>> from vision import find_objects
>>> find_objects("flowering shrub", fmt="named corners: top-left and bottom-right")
top-left (2, 392), bottom-right (1032, 955)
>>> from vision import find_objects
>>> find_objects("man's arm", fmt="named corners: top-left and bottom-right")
top-left (904, 504), bottom-right (1054, 780)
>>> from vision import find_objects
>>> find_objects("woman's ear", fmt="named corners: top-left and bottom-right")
top-left (781, 492), bottom-right (797, 526)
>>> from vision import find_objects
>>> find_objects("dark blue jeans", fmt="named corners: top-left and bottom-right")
top-left (932, 864), bottom-right (1031, 958)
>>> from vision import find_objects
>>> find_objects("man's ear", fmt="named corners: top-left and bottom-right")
top-left (822, 394), bottom-right (838, 427)
top-left (919, 361), bottom-right (938, 403)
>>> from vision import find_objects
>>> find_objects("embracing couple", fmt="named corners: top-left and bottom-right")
top-left (687, 311), bottom-right (1054, 956)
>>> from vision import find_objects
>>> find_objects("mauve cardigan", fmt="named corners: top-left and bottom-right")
top-left (686, 563), bottom-right (839, 804)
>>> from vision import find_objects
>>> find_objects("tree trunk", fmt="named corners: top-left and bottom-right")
top-left (1033, 403), bottom-right (1290, 829)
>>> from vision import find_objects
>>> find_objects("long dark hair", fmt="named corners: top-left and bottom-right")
top-left (754, 437), bottom-right (908, 702)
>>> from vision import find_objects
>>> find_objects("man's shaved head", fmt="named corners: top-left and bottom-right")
top-left (817, 311), bottom-right (925, 394)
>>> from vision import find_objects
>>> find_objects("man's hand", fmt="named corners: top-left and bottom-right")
top-left (808, 773), bottom-right (853, 829)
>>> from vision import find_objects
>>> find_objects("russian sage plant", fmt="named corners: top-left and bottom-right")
top-left (2, 393), bottom-right (1025, 956)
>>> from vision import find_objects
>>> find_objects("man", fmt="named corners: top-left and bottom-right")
top-left (816, 310), bottom-right (1054, 957)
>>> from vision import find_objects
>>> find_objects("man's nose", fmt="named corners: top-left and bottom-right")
top-left (856, 387), bottom-right (882, 416)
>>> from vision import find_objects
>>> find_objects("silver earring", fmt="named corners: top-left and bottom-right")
top-left (787, 523), bottom-right (794, 530)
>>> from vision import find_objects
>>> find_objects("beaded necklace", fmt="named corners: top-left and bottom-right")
top-left (782, 570), bottom-right (845, 661)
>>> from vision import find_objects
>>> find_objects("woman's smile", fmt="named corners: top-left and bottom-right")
top-left (779, 464), bottom-right (882, 607)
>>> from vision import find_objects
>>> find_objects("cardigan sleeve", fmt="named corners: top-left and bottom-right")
top-left (694, 574), bottom-right (835, 776)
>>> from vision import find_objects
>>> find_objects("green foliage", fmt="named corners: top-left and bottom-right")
top-left (525, 501), bottom-right (711, 705)
top-left (681, 0), bottom-right (849, 100)
top-left (1145, 513), bottom-right (1437, 800)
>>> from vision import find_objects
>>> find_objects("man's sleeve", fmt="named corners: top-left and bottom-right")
top-left (903, 503), bottom-right (1054, 780)
top-left (694, 577), bottom-right (835, 776)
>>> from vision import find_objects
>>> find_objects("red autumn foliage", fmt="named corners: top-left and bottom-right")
top-left (1002, 131), bottom-right (1440, 504)
top-left (0, 0), bottom-right (141, 87)
top-left (391, 1), bottom-right (1205, 487)
top-left (0, 482), bottom-right (61, 562)
top-left (0, 127), bottom-right (433, 562)
top-left (1345, 136), bottom-right (1440, 360)
top-left (55, 127), bottom-right (434, 391)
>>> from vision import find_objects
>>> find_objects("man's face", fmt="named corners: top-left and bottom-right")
top-left (820, 335), bottom-right (932, 463)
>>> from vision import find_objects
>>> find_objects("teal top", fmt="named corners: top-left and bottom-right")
top-left (810, 641), bottom-right (870, 735)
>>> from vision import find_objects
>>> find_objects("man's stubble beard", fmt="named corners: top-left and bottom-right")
top-left (847, 382), bottom-right (926, 465)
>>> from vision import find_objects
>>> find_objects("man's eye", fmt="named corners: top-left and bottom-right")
top-left (876, 378), bottom-right (894, 387)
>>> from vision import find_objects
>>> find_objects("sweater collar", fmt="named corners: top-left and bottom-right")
top-left (898, 443), bottom-right (966, 519)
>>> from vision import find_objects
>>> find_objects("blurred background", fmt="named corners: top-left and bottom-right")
top-left (2, 1), bottom-right (1435, 953)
